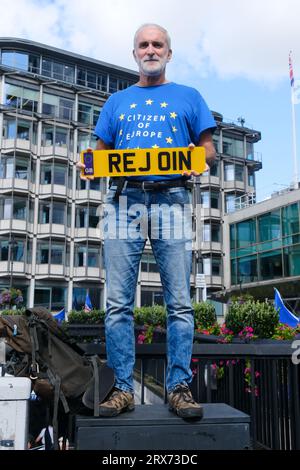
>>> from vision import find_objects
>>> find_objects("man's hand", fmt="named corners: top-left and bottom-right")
top-left (182, 143), bottom-right (209, 177)
top-left (76, 147), bottom-right (95, 180)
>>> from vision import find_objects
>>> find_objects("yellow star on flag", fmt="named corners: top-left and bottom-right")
top-left (166, 137), bottom-right (173, 144)
top-left (172, 126), bottom-right (178, 133)
top-left (130, 103), bottom-right (137, 109)
top-left (170, 112), bottom-right (177, 119)
top-left (119, 114), bottom-right (125, 120)
top-left (119, 129), bottom-right (123, 136)
top-left (152, 144), bottom-right (159, 149)
top-left (146, 99), bottom-right (153, 105)
top-left (160, 102), bottom-right (168, 108)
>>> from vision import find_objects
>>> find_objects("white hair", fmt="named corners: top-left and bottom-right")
top-left (133, 23), bottom-right (171, 50)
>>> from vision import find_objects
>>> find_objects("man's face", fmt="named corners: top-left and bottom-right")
top-left (133, 26), bottom-right (172, 77)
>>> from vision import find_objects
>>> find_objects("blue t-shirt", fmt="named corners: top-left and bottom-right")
top-left (94, 82), bottom-right (216, 181)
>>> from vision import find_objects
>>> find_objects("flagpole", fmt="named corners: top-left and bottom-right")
top-left (291, 89), bottom-right (299, 188)
top-left (290, 51), bottom-right (299, 189)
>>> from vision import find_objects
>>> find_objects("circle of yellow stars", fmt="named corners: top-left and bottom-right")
top-left (118, 100), bottom-right (179, 148)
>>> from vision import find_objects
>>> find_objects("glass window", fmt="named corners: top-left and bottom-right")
top-left (88, 248), bottom-right (99, 267)
top-left (38, 243), bottom-right (49, 263)
top-left (248, 168), bottom-right (255, 186)
top-left (15, 157), bottom-right (29, 179)
top-left (141, 254), bottom-right (159, 273)
top-left (211, 191), bottom-right (219, 209)
top-left (59, 98), bottom-right (73, 120)
top-left (237, 255), bottom-right (258, 283)
top-left (0, 240), bottom-right (9, 261)
top-left (141, 289), bottom-right (164, 306)
top-left (210, 160), bottom-right (219, 177)
top-left (235, 165), bottom-right (244, 182)
top-left (64, 65), bottom-right (74, 83)
top-left (230, 224), bottom-right (236, 250)
top-left (12, 240), bottom-right (25, 262)
top-left (39, 202), bottom-right (50, 223)
top-left (109, 76), bottom-right (118, 93)
top-left (237, 219), bottom-right (256, 248)
top-left (87, 71), bottom-right (97, 89)
top-left (0, 157), bottom-right (14, 179)
top-left (212, 224), bottom-right (220, 243)
top-left (246, 141), bottom-right (254, 160)
top-left (75, 245), bottom-right (86, 266)
top-left (35, 288), bottom-right (50, 308)
top-left (75, 206), bottom-right (88, 228)
top-left (97, 74), bottom-right (107, 92)
top-left (202, 224), bottom-right (210, 242)
top-left (40, 163), bottom-right (52, 184)
top-left (258, 210), bottom-right (281, 242)
top-left (224, 163), bottom-right (234, 181)
top-left (52, 202), bottom-right (65, 225)
top-left (78, 102), bottom-right (92, 125)
top-left (282, 203), bottom-right (299, 237)
top-left (225, 194), bottom-right (236, 213)
top-left (2, 51), bottom-right (39, 73)
top-left (201, 223), bottom-right (220, 243)
top-left (52, 287), bottom-right (66, 311)
top-left (283, 244), bottom-right (300, 277)
top-left (203, 257), bottom-right (211, 275)
top-left (223, 136), bottom-right (244, 158)
top-left (53, 165), bottom-right (67, 185)
top-left (212, 256), bottom-right (222, 276)
top-left (231, 258), bottom-right (237, 285)
top-left (77, 132), bottom-right (92, 153)
top-left (51, 244), bottom-right (64, 264)
top-left (53, 61), bottom-right (64, 80)
top-left (89, 206), bottom-right (98, 228)
top-left (13, 199), bottom-right (27, 219)
top-left (42, 58), bottom-right (51, 77)
top-left (259, 250), bottom-right (282, 280)
top-left (55, 128), bottom-right (68, 146)
top-left (77, 68), bottom-right (86, 86)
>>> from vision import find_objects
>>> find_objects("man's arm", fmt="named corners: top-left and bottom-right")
top-left (182, 131), bottom-right (216, 177)
top-left (95, 138), bottom-right (111, 150)
top-left (198, 130), bottom-right (216, 169)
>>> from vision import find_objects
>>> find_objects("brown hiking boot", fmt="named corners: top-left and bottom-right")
top-left (168, 384), bottom-right (203, 419)
top-left (98, 388), bottom-right (135, 417)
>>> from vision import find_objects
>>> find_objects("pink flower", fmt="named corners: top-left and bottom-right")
top-left (137, 334), bottom-right (146, 344)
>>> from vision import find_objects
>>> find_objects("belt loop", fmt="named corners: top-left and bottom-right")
top-left (142, 181), bottom-right (145, 192)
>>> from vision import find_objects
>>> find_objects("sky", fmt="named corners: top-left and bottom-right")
top-left (1, 0), bottom-right (300, 200)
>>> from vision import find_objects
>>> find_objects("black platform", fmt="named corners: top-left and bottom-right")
top-left (75, 403), bottom-right (251, 450)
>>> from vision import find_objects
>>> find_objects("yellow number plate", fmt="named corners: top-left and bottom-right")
top-left (80, 146), bottom-right (206, 177)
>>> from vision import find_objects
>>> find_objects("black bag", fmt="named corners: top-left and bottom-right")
top-left (0, 307), bottom-right (114, 447)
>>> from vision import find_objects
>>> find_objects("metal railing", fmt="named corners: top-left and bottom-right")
top-left (80, 341), bottom-right (300, 450)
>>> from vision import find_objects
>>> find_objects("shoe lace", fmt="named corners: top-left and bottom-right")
top-left (172, 385), bottom-right (195, 404)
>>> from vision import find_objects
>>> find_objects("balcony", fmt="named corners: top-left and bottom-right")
top-left (0, 260), bottom-right (26, 275)
top-left (37, 223), bottom-right (66, 236)
top-left (39, 184), bottom-right (67, 198)
top-left (40, 145), bottom-right (70, 159)
top-left (35, 263), bottom-right (65, 278)
top-left (74, 227), bottom-right (100, 240)
top-left (0, 178), bottom-right (30, 193)
top-left (224, 180), bottom-right (245, 191)
top-left (73, 266), bottom-right (101, 280)
top-left (0, 219), bottom-right (27, 232)
top-left (1, 138), bottom-right (37, 154)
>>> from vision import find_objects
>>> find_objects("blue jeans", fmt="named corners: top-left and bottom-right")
top-left (103, 185), bottom-right (194, 393)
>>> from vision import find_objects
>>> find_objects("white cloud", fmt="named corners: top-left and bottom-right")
top-left (0, 0), bottom-right (300, 86)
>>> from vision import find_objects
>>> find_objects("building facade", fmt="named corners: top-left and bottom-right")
top-left (222, 187), bottom-right (300, 311)
top-left (0, 38), bottom-right (262, 314)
